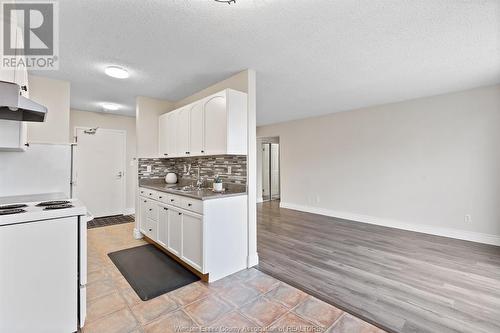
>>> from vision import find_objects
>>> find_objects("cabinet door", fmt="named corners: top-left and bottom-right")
top-left (139, 198), bottom-right (149, 234)
top-left (168, 209), bottom-right (182, 257)
top-left (204, 94), bottom-right (227, 155)
top-left (158, 206), bottom-right (169, 248)
top-left (181, 212), bottom-right (203, 272)
top-left (166, 111), bottom-right (177, 157)
top-left (176, 107), bottom-right (190, 157)
top-left (189, 101), bottom-right (204, 156)
top-left (158, 114), bottom-right (169, 157)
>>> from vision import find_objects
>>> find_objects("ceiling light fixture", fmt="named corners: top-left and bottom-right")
top-left (104, 66), bottom-right (129, 79)
top-left (215, 0), bottom-right (236, 4)
top-left (101, 103), bottom-right (120, 111)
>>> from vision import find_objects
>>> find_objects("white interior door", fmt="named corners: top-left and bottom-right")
top-left (74, 128), bottom-right (126, 217)
top-left (271, 143), bottom-right (280, 199)
top-left (262, 144), bottom-right (270, 199)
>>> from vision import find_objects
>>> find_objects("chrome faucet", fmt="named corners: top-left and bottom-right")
top-left (195, 166), bottom-right (205, 188)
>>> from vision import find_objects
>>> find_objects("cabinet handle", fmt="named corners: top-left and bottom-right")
top-left (159, 196), bottom-right (163, 199)
top-left (178, 212), bottom-right (182, 215)
top-left (164, 154), bottom-right (168, 156)
top-left (148, 228), bottom-right (152, 232)
top-left (164, 208), bottom-right (168, 211)
top-left (149, 208), bottom-right (152, 211)
top-left (185, 152), bottom-right (190, 155)
top-left (201, 150), bottom-right (205, 153)
top-left (188, 203), bottom-right (192, 207)
top-left (170, 199), bottom-right (174, 202)
top-left (143, 200), bottom-right (147, 203)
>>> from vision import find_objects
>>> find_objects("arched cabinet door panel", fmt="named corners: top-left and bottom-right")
top-left (203, 94), bottom-right (227, 156)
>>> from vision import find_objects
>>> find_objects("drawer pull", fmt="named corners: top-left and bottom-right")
top-left (178, 212), bottom-right (182, 215)
top-left (159, 196), bottom-right (163, 199)
top-left (164, 208), bottom-right (168, 211)
top-left (148, 228), bottom-right (152, 232)
top-left (149, 208), bottom-right (152, 211)
top-left (143, 200), bottom-right (147, 203)
top-left (170, 199), bottom-right (174, 202)
top-left (188, 203), bottom-right (192, 207)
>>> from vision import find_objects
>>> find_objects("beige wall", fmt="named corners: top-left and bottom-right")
top-left (70, 110), bottom-right (137, 212)
top-left (27, 75), bottom-right (70, 143)
top-left (136, 96), bottom-right (174, 158)
top-left (258, 84), bottom-right (500, 244)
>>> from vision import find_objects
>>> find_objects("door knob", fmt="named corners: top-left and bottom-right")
top-left (117, 171), bottom-right (123, 178)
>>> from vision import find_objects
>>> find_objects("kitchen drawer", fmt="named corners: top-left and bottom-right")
top-left (180, 198), bottom-right (203, 214)
top-left (144, 200), bottom-right (158, 221)
top-left (139, 187), bottom-right (161, 200)
top-left (165, 194), bottom-right (183, 208)
top-left (143, 217), bottom-right (158, 241)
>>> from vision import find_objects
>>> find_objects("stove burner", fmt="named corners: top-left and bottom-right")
top-left (0, 208), bottom-right (26, 215)
top-left (43, 204), bottom-right (74, 210)
top-left (36, 200), bottom-right (70, 207)
top-left (0, 204), bottom-right (28, 210)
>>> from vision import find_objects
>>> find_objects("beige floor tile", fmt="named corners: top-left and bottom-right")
top-left (87, 279), bottom-right (116, 302)
top-left (112, 275), bottom-right (132, 290)
top-left (87, 269), bottom-right (111, 284)
top-left (209, 311), bottom-right (260, 329)
top-left (131, 295), bottom-right (179, 325)
top-left (293, 296), bottom-right (343, 328)
top-left (83, 308), bottom-right (138, 333)
top-left (143, 310), bottom-right (198, 333)
top-left (86, 292), bottom-right (126, 323)
top-left (327, 314), bottom-right (385, 333)
top-left (215, 280), bottom-right (260, 307)
top-left (265, 283), bottom-right (308, 308)
top-left (232, 268), bottom-right (264, 281)
top-left (184, 295), bottom-right (232, 325)
top-left (239, 296), bottom-right (288, 327)
top-left (245, 273), bottom-right (280, 294)
top-left (168, 281), bottom-right (211, 306)
top-left (268, 312), bottom-right (320, 332)
top-left (120, 286), bottom-right (143, 306)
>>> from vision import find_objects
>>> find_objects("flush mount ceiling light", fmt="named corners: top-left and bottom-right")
top-left (101, 103), bottom-right (120, 111)
top-left (214, 0), bottom-right (236, 4)
top-left (104, 66), bottom-right (129, 79)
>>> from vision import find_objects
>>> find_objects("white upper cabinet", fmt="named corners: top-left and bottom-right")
top-left (158, 89), bottom-right (248, 158)
top-left (176, 106), bottom-right (190, 156)
top-left (159, 111), bottom-right (178, 158)
top-left (204, 93), bottom-right (227, 155)
top-left (189, 101), bottom-right (204, 156)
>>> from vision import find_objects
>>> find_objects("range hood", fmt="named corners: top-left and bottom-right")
top-left (0, 80), bottom-right (47, 122)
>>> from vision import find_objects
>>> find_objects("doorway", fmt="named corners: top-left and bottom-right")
top-left (260, 137), bottom-right (280, 202)
top-left (73, 127), bottom-right (126, 218)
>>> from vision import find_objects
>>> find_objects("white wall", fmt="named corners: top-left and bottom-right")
top-left (27, 75), bottom-right (70, 144)
top-left (257, 84), bottom-right (500, 245)
top-left (136, 96), bottom-right (174, 158)
top-left (70, 110), bottom-right (137, 213)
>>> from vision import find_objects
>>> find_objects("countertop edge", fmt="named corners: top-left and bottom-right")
top-left (139, 184), bottom-right (248, 201)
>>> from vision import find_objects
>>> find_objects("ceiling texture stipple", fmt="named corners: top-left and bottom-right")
top-left (32, 0), bottom-right (500, 125)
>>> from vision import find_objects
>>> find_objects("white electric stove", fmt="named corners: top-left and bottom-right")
top-left (0, 192), bottom-right (90, 333)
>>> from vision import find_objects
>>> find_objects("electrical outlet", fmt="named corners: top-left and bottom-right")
top-left (465, 214), bottom-right (472, 223)
top-left (146, 165), bottom-right (152, 173)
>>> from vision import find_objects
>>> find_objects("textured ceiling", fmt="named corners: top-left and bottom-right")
top-left (33, 0), bottom-right (500, 125)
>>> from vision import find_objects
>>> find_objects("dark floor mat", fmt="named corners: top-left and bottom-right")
top-left (87, 215), bottom-right (134, 229)
top-left (108, 244), bottom-right (199, 301)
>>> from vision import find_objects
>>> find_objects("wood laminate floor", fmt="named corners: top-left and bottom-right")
top-left (257, 200), bottom-right (500, 333)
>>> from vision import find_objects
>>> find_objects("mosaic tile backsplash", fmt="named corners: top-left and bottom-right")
top-left (138, 155), bottom-right (247, 185)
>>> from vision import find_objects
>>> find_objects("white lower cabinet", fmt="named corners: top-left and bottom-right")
top-left (138, 187), bottom-right (247, 281)
top-left (167, 208), bottom-right (183, 257)
top-left (181, 212), bottom-right (203, 271)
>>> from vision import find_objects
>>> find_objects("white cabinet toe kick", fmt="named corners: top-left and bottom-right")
top-left (137, 187), bottom-right (248, 282)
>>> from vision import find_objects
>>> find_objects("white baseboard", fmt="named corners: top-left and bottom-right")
top-left (257, 197), bottom-right (264, 203)
top-left (133, 228), bottom-right (143, 240)
top-left (247, 252), bottom-right (259, 268)
top-left (124, 208), bottom-right (135, 215)
top-left (279, 202), bottom-right (500, 246)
